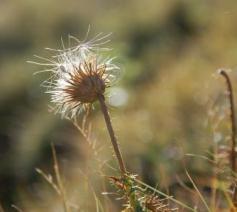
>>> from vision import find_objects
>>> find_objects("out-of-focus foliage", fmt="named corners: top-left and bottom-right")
top-left (1, 0), bottom-right (237, 211)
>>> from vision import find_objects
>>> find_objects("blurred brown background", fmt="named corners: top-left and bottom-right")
top-left (1, 0), bottom-right (237, 211)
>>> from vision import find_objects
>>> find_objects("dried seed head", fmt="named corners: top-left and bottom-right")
top-left (57, 57), bottom-right (107, 104)
top-left (30, 33), bottom-right (120, 119)
top-left (64, 66), bottom-right (106, 103)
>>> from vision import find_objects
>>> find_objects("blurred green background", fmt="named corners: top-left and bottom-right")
top-left (1, 0), bottom-right (237, 211)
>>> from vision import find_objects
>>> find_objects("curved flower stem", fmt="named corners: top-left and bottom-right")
top-left (97, 94), bottom-right (127, 174)
top-left (219, 70), bottom-right (236, 172)
top-left (219, 69), bottom-right (237, 206)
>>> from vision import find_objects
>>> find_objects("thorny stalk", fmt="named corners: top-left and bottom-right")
top-left (219, 69), bottom-right (237, 207)
top-left (97, 94), bottom-right (127, 174)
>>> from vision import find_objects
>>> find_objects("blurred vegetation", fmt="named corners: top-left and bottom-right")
top-left (1, 0), bottom-right (237, 211)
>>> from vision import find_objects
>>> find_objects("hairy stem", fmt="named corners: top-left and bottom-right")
top-left (97, 94), bottom-right (126, 174)
top-left (219, 69), bottom-right (237, 206)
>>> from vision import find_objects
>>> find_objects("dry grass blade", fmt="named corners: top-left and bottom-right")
top-left (51, 143), bottom-right (70, 212)
top-left (11, 205), bottom-right (23, 212)
top-left (185, 169), bottom-right (211, 212)
top-left (35, 168), bottom-right (60, 195)
top-left (219, 182), bottom-right (235, 210)
top-left (93, 190), bottom-right (105, 212)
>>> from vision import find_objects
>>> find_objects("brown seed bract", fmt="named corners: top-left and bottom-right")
top-left (63, 61), bottom-right (106, 103)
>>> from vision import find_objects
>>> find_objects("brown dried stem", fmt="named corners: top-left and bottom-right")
top-left (219, 69), bottom-right (237, 206)
top-left (97, 94), bottom-right (127, 174)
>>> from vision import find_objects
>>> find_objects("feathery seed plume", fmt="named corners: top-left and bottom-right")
top-left (29, 33), bottom-right (120, 119)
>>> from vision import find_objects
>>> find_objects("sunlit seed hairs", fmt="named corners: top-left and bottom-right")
top-left (29, 33), bottom-right (120, 119)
